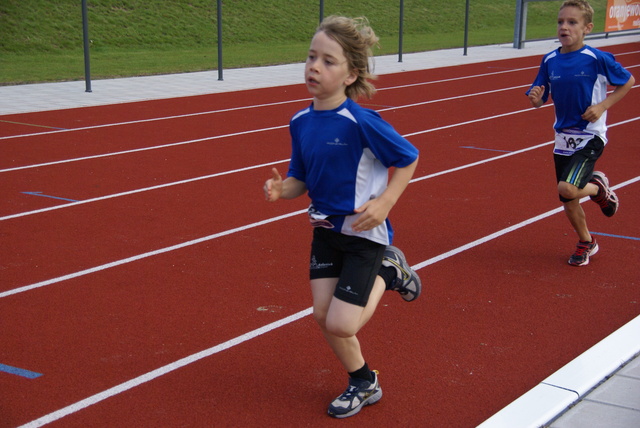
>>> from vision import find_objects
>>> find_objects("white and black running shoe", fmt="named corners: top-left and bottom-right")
top-left (382, 246), bottom-right (422, 302)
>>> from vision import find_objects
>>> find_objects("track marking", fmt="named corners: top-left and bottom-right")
top-left (0, 66), bottom-right (540, 142)
top-left (0, 363), bottom-right (42, 379)
top-left (591, 231), bottom-right (640, 241)
top-left (0, 159), bottom-right (289, 221)
top-left (15, 175), bottom-right (640, 427)
top-left (2, 116), bottom-right (639, 222)
top-left (21, 192), bottom-right (78, 202)
top-left (0, 125), bottom-right (289, 173)
top-left (0, 119), bottom-right (67, 130)
top-left (6, 46), bottom-right (639, 427)
top-left (0, 209), bottom-right (306, 298)
top-left (0, 85), bottom-right (532, 173)
top-left (2, 167), bottom-right (639, 298)
top-left (460, 146), bottom-right (513, 153)
top-left (3, 84), bottom-right (636, 174)
top-left (2, 53), bottom-right (638, 143)
top-left (17, 307), bottom-right (313, 428)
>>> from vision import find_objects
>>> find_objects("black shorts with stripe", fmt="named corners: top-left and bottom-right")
top-left (554, 136), bottom-right (605, 201)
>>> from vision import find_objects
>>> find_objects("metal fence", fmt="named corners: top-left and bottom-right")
top-left (79, 0), bottom-right (474, 93)
top-left (513, 0), bottom-right (639, 49)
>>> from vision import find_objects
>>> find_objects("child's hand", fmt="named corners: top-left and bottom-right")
top-left (264, 168), bottom-right (283, 202)
top-left (528, 85), bottom-right (545, 107)
top-left (582, 104), bottom-right (605, 123)
top-left (352, 198), bottom-right (392, 232)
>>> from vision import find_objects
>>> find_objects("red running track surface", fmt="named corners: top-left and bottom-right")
top-left (1, 43), bottom-right (639, 427)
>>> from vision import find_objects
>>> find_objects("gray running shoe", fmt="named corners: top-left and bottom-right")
top-left (328, 371), bottom-right (382, 418)
top-left (382, 246), bottom-right (422, 302)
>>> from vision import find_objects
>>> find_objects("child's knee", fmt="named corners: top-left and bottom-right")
top-left (324, 315), bottom-right (358, 338)
top-left (326, 322), bottom-right (356, 338)
top-left (558, 182), bottom-right (578, 201)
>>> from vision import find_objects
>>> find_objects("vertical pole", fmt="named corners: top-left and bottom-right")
top-left (81, 0), bottom-right (92, 92)
top-left (319, 0), bottom-right (324, 23)
top-left (398, 0), bottom-right (404, 62)
top-left (520, 1), bottom-right (529, 49)
top-left (217, 0), bottom-right (223, 81)
top-left (513, 0), bottom-right (525, 49)
top-left (463, 0), bottom-right (470, 56)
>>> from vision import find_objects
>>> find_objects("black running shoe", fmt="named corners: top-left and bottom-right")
top-left (590, 171), bottom-right (618, 217)
top-left (568, 239), bottom-right (599, 266)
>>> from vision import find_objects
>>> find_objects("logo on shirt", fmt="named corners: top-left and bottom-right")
top-left (326, 138), bottom-right (347, 146)
top-left (575, 70), bottom-right (591, 78)
top-left (550, 70), bottom-right (561, 81)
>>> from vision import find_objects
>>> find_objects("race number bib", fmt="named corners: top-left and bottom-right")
top-left (553, 130), bottom-right (593, 156)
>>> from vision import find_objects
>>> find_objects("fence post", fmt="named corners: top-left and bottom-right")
top-left (513, 0), bottom-right (527, 49)
top-left (217, 0), bottom-right (223, 80)
top-left (463, 0), bottom-right (470, 55)
top-left (81, 0), bottom-right (92, 92)
top-left (398, 0), bottom-right (404, 62)
top-left (319, 0), bottom-right (324, 23)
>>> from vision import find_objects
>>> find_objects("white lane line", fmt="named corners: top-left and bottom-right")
top-left (16, 175), bottom-right (640, 427)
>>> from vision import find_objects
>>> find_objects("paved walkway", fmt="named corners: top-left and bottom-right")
top-left (1, 35), bottom-right (639, 428)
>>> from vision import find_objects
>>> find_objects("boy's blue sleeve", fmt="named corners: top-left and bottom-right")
top-left (526, 57), bottom-right (551, 103)
top-left (359, 111), bottom-right (419, 169)
top-left (600, 51), bottom-right (632, 87)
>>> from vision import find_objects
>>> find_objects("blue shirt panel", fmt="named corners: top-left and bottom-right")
top-left (526, 46), bottom-right (631, 135)
top-left (287, 98), bottom-right (419, 244)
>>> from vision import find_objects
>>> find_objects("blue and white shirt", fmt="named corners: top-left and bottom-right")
top-left (288, 98), bottom-right (419, 245)
top-left (527, 45), bottom-right (632, 146)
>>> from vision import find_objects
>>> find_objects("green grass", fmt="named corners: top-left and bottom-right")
top-left (0, 0), bottom-right (609, 85)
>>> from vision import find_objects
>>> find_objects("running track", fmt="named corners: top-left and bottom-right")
top-left (1, 43), bottom-right (638, 427)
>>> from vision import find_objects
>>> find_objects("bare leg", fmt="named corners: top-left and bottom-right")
top-left (558, 181), bottom-right (599, 242)
top-left (311, 277), bottom-right (386, 372)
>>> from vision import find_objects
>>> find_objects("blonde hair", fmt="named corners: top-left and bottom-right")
top-left (560, 0), bottom-right (594, 25)
top-left (316, 16), bottom-right (379, 100)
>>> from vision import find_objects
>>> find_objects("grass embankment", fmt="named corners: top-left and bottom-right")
top-left (0, 0), bottom-right (609, 84)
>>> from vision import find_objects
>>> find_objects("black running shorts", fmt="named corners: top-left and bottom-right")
top-left (554, 136), bottom-right (605, 202)
top-left (309, 227), bottom-right (385, 307)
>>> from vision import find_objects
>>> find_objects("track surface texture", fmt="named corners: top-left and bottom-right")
top-left (1, 43), bottom-right (639, 427)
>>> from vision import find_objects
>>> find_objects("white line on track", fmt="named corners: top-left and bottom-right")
top-left (3, 51), bottom-right (638, 143)
top-left (2, 115), bottom-right (638, 222)
top-left (0, 125), bottom-right (289, 173)
top-left (9, 49), bottom-right (640, 427)
top-left (2, 81), bottom-right (637, 174)
top-left (16, 174), bottom-right (640, 428)
top-left (17, 306), bottom-right (314, 428)
top-left (0, 84), bottom-right (531, 173)
top-left (0, 66), bottom-right (539, 143)
top-left (2, 116), bottom-right (639, 296)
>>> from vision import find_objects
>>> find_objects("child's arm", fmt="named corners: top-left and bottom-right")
top-left (264, 167), bottom-right (307, 202)
top-left (581, 74), bottom-right (636, 123)
top-left (351, 157), bottom-right (419, 232)
top-left (528, 85), bottom-right (546, 108)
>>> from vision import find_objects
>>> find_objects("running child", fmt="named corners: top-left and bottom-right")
top-left (263, 16), bottom-right (422, 418)
top-left (527, 0), bottom-right (634, 266)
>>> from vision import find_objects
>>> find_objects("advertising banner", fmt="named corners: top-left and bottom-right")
top-left (605, 0), bottom-right (640, 32)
